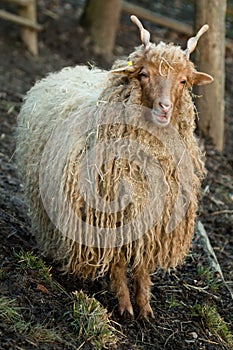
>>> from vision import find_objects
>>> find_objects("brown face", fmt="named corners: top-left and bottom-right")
top-left (111, 49), bottom-right (213, 127)
top-left (138, 64), bottom-right (189, 126)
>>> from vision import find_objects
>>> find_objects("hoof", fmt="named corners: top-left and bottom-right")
top-left (119, 301), bottom-right (134, 318)
top-left (138, 303), bottom-right (154, 319)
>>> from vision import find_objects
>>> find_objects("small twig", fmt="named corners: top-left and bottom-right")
top-left (182, 282), bottom-right (220, 300)
top-left (164, 330), bottom-right (179, 348)
top-left (159, 57), bottom-right (174, 77)
top-left (76, 341), bottom-right (86, 350)
top-left (198, 337), bottom-right (219, 345)
top-left (210, 209), bottom-right (233, 216)
top-left (209, 196), bottom-right (225, 206)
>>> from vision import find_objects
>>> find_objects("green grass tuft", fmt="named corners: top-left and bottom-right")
top-left (0, 296), bottom-right (62, 344)
top-left (197, 265), bottom-right (221, 291)
top-left (14, 250), bottom-right (54, 286)
top-left (66, 290), bottom-right (119, 349)
top-left (192, 303), bottom-right (233, 346)
top-left (0, 297), bottom-right (22, 324)
top-left (166, 296), bottom-right (183, 309)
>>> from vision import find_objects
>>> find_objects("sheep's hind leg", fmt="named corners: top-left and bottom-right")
top-left (110, 258), bottom-right (134, 317)
top-left (134, 269), bottom-right (154, 318)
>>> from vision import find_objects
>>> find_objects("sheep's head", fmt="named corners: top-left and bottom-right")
top-left (111, 16), bottom-right (214, 126)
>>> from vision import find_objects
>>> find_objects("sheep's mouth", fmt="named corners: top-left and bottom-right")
top-left (151, 110), bottom-right (170, 126)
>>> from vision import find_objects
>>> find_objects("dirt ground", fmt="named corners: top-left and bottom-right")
top-left (0, 1), bottom-right (232, 349)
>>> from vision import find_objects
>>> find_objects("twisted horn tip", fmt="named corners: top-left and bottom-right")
top-left (130, 15), bottom-right (139, 25)
top-left (201, 24), bottom-right (209, 33)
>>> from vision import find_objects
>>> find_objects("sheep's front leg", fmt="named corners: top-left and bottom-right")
top-left (134, 269), bottom-right (154, 318)
top-left (110, 258), bottom-right (134, 317)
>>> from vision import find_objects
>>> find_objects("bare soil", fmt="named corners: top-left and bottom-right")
top-left (0, 1), bottom-right (232, 349)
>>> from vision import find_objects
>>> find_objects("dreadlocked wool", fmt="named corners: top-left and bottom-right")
top-left (16, 19), bottom-right (213, 317)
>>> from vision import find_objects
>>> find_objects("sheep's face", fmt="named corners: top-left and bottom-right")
top-left (136, 50), bottom-right (213, 126)
top-left (138, 60), bottom-right (189, 126)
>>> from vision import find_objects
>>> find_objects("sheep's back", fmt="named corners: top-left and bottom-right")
top-left (17, 66), bottom-right (106, 170)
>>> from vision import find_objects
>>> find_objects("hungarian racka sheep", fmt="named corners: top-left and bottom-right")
top-left (17, 16), bottom-right (213, 318)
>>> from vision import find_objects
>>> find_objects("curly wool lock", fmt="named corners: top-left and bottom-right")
top-left (16, 16), bottom-right (213, 318)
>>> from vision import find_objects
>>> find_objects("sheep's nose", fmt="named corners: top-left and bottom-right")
top-left (159, 102), bottom-right (172, 113)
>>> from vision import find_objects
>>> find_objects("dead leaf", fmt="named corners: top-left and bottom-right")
top-left (36, 283), bottom-right (49, 294)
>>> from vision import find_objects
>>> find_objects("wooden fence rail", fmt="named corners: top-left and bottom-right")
top-left (0, 0), bottom-right (42, 55)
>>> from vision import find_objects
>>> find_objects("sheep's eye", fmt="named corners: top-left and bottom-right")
top-left (180, 79), bottom-right (187, 85)
top-left (139, 71), bottom-right (149, 79)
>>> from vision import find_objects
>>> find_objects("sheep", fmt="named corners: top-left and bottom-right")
top-left (16, 15), bottom-right (213, 318)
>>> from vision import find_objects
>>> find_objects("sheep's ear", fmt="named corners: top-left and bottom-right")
top-left (193, 71), bottom-right (214, 86)
top-left (111, 65), bottom-right (135, 75)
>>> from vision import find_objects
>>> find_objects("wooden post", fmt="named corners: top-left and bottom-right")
top-left (81, 0), bottom-right (121, 59)
top-left (194, 0), bottom-right (226, 151)
top-left (18, 0), bottom-right (38, 55)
